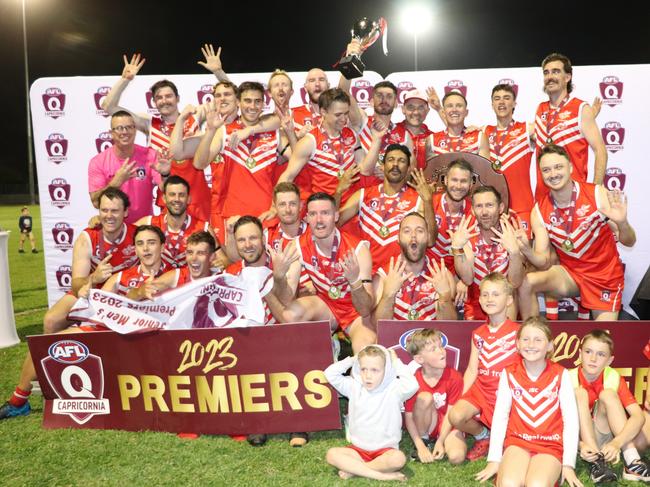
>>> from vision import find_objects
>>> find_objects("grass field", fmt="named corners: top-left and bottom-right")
top-left (0, 204), bottom-right (642, 486)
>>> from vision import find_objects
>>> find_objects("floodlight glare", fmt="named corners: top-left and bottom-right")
top-left (400, 4), bottom-right (434, 35)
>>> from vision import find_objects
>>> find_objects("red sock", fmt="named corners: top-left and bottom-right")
top-left (9, 387), bottom-right (31, 407)
top-left (545, 298), bottom-right (558, 320)
top-left (577, 302), bottom-right (590, 320)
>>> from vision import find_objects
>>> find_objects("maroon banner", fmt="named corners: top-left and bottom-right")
top-left (378, 320), bottom-right (650, 402)
top-left (29, 322), bottom-right (341, 434)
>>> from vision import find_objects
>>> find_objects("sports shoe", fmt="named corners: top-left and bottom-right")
top-left (467, 437), bottom-right (490, 461)
top-left (623, 458), bottom-right (650, 482)
top-left (18, 249), bottom-right (25, 253)
top-left (247, 433), bottom-right (267, 446)
top-left (410, 438), bottom-right (434, 461)
top-left (32, 249), bottom-right (38, 254)
top-left (0, 401), bottom-right (31, 419)
top-left (589, 453), bottom-right (618, 483)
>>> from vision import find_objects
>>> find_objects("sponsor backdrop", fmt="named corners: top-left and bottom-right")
top-left (29, 322), bottom-right (340, 433)
top-left (32, 65), bottom-right (649, 311)
top-left (28, 320), bottom-right (648, 433)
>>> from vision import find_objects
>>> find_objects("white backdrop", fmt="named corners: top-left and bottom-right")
top-left (31, 65), bottom-right (649, 313)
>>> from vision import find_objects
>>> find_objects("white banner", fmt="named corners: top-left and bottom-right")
top-left (31, 66), bottom-right (649, 313)
top-left (68, 269), bottom-right (271, 333)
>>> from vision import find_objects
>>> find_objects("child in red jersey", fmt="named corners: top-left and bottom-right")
top-left (476, 317), bottom-right (581, 487)
top-left (404, 328), bottom-right (466, 464)
top-left (448, 272), bottom-right (520, 461)
top-left (571, 330), bottom-right (650, 483)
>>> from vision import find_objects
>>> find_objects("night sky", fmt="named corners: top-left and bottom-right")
top-left (2, 0), bottom-right (649, 191)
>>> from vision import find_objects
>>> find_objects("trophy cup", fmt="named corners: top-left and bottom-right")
top-left (337, 17), bottom-right (387, 80)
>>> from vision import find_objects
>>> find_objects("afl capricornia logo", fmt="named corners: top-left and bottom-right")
top-left (351, 79), bottom-right (374, 109)
top-left (599, 76), bottom-right (623, 107)
top-left (444, 80), bottom-right (467, 98)
top-left (41, 339), bottom-right (110, 425)
top-left (601, 121), bottom-right (625, 153)
top-left (397, 80), bottom-right (415, 105)
top-left (196, 84), bottom-right (214, 105)
top-left (52, 222), bottom-right (74, 252)
top-left (603, 167), bottom-right (626, 191)
top-left (93, 86), bottom-right (111, 117)
top-left (144, 91), bottom-right (160, 115)
top-left (45, 133), bottom-right (68, 163)
top-left (95, 131), bottom-right (114, 154)
top-left (42, 87), bottom-right (66, 118)
top-left (498, 78), bottom-right (519, 97)
top-left (56, 265), bottom-right (72, 291)
top-left (48, 178), bottom-right (71, 209)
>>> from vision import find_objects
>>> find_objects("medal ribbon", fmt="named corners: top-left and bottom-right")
top-left (491, 121), bottom-right (514, 161)
top-left (545, 96), bottom-right (570, 141)
top-left (162, 215), bottom-right (192, 254)
top-left (98, 224), bottom-right (125, 261)
top-left (549, 182), bottom-right (578, 241)
top-left (441, 194), bottom-right (466, 233)
top-left (377, 184), bottom-right (404, 226)
top-left (442, 128), bottom-right (466, 153)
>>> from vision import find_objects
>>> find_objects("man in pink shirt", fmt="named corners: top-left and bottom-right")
top-left (88, 110), bottom-right (171, 223)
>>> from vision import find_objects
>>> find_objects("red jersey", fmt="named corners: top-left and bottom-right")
top-left (83, 224), bottom-right (138, 279)
top-left (428, 192), bottom-right (474, 270)
top-left (472, 319), bottom-right (520, 401)
top-left (430, 128), bottom-right (482, 155)
top-left (503, 360), bottom-right (566, 461)
top-left (464, 233), bottom-right (511, 321)
top-left (358, 184), bottom-right (421, 272)
top-left (535, 182), bottom-right (623, 286)
top-left (405, 367), bottom-right (463, 438)
top-left (570, 366), bottom-right (637, 412)
top-left (535, 97), bottom-right (589, 195)
top-left (358, 116), bottom-right (410, 158)
top-left (484, 122), bottom-right (534, 215)
top-left (304, 125), bottom-right (359, 203)
top-left (149, 214), bottom-right (210, 268)
top-left (377, 255), bottom-right (440, 321)
top-left (216, 118), bottom-right (280, 218)
top-left (264, 221), bottom-right (310, 289)
top-left (292, 104), bottom-right (321, 132)
top-left (399, 121), bottom-right (432, 169)
top-left (115, 262), bottom-right (171, 296)
top-left (225, 259), bottom-right (275, 325)
top-left (150, 116), bottom-right (210, 221)
top-left (296, 228), bottom-right (367, 330)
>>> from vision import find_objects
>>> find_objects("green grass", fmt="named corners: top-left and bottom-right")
top-left (0, 205), bottom-right (641, 485)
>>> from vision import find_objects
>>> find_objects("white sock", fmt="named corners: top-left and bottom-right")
top-left (623, 447), bottom-right (640, 465)
top-left (474, 426), bottom-right (489, 441)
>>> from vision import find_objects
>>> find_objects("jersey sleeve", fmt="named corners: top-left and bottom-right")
top-left (617, 376), bottom-right (638, 409)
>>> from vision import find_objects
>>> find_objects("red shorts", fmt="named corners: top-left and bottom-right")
top-left (562, 265), bottom-right (624, 312)
top-left (460, 382), bottom-right (495, 429)
top-left (346, 444), bottom-right (395, 462)
top-left (512, 210), bottom-right (532, 239)
top-left (463, 297), bottom-right (487, 321)
top-left (321, 295), bottom-right (359, 332)
top-left (504, 436), bottom-right (563, 463)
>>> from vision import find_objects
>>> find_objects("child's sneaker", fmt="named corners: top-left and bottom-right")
top-left (623, 458), bottom-right (650, 482)
top-left (589, 453), bottom-right (618, 483)
top-left (467, 437), bottom-right (490, 461)
top-left (0, 401), bottom-right (31, 420)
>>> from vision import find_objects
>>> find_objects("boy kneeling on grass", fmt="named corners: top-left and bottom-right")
top-left (404, 328), bottom-right (467, 464)
top-left (571, 329), bottom-right (650, 483)
top-left (324, 345), bottom-right (418, 481)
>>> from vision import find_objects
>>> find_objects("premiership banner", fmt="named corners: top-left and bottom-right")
top-left (378, 320), bottom-right (649, 403)
top-left (29, 322), bottom-right (341, 433)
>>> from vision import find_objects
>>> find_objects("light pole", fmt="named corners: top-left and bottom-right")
top-left (21, 0), bottom-right (36, 204)
top-left (400, 4), bottom-right (434, 72)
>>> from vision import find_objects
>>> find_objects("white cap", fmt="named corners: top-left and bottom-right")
top-left (403, 89), bottom-right (428, 103)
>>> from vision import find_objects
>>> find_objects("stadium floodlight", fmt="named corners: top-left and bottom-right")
top-left (400, 3), bottom-right (434, 71)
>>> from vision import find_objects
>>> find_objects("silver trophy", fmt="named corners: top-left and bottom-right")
top-left (337, 17), bottom-right (386, 80)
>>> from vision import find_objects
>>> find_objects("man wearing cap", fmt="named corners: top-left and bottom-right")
top-left (397, 89), bottom-right (435, 169)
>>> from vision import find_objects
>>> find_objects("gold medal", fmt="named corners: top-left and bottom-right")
top-left (213, 154), bottom-right (223, 163)
top-left (407, 308), bottom-right (420, 320)
top-left (546, 137), bottom-right (553, 144)
top-left (562, 238), bottom-right (574, 252)
top-left (337, 168), bottom-right (345, 178)
top-left (245, 157), bottom-right (256, 169)
top-left (378, 153), bottom-right (384, 163)
top-left (328, 285), bottom-right (341, 300)
top-left (379, 225), bottom-right (390, 237)
top-left (491, 160), bottom-right (501, 171)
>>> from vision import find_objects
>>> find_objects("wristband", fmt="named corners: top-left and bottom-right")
top-left (350, 279), bottom-right (363, 291)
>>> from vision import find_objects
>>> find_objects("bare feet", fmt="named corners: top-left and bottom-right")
top-left (380, 472), bottom-right (407, 482)
top-left (338, 470), bottom-right (355, 480)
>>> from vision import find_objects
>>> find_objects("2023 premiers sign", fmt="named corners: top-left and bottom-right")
top-left (29, 322), bottom-right (341, 433)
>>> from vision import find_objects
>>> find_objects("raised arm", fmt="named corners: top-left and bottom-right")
top-left (101, 53), bottom-right (150, 133)
top-left (342, 245), bottom-right (374, 318)
top-left (597, 185), bottom-right (636, 247)
top-left (197, 44), bottom-right (231, 83)
top-left (192, 100), bottom-right (226, 170)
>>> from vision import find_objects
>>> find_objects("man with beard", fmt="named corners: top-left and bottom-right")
top-left (373, 213), bottom-right (457, 322)
top-left (450, 186), bottom-right (525, 320)
top-left (101, 54), bottom-right (212, 220)
top-left (88, 111), bottom-right (171, 223)
top-left (518, 144), bottom-right (635, 321)
top-left (276, 89), bottom-right (362, 206)
top-left (135, 175), bottom-right (229, 268)
top-left (292, 68), bottom-right (330, 132)
top-left (534, 53), bottom-right (606, 198)
top-left (338, 144), bottom-right (436, 272)
top-left (0, 188), bottom-right (138, 419)
top-left (428, 91), bottom-right (490, 159)
top-left (268, 193), bottom-right (375, 354)
top-left (264, 182), bottom-right (307, 251)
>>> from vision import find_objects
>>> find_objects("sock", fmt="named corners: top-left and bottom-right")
top-left (623, 447), bottom-right (641, 465)
top-left (577, 302), bottom-right (590, 320)
top-left (474, 426), bottom-right (490, 441)
top-left (8, 387), bottom-right (31, 407)
top-left (545, 297), bottom-right (558, 320)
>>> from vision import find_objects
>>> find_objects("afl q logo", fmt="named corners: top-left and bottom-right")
top-left (351, 79), bottom-right (373, 109)
top-left (45, 133), bottom-right (68, 163)
top-left (93, 86), bottom-right (111, 116)
top-left (42, 87), bottom-right (66, 118)
top-left (55, 265), bottom-right (72, 290)
top-left (397, 81), bottom-right (415, 105)
top-left (196, 84), bottom-right (214, 105)
top-left (601, 121), bottom-right (625, 153)
top-left (444, 80), bottom-right (467, 98)
top-left (48, 178), bottom-right (71, 209)
top-left (52, 222), bottom-right (74, 252)
top-left (95, 131), bottom-right (114, 154)
top-left (599, 76), bottom-right (623, 107)
top-left (603, 167), bottom-right (626, 191)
